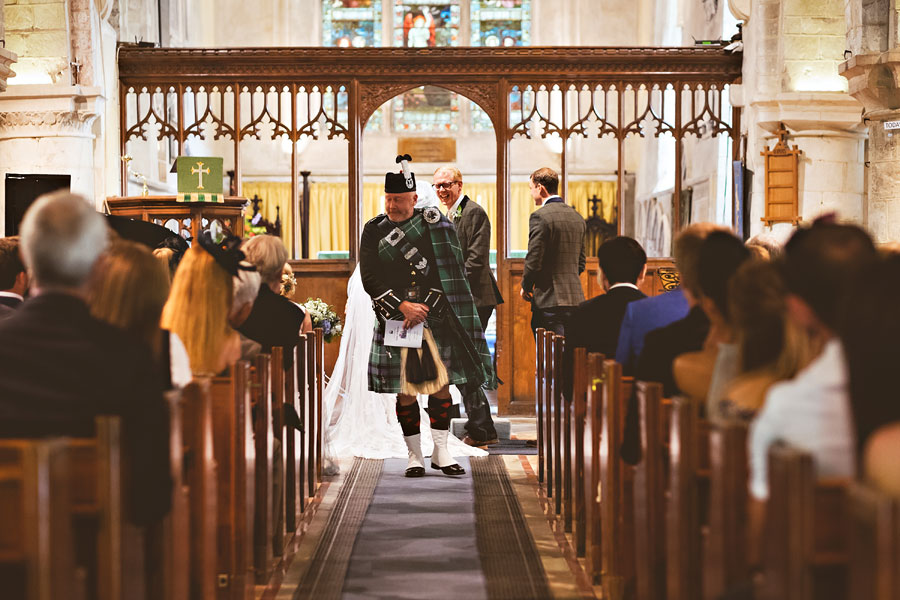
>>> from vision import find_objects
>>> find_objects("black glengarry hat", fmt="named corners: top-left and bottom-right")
top-left (385, 154), bottom-right (416, 193)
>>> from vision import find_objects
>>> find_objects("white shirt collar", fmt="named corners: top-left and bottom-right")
top-left (0, 291), bottom-right (23, 301)
top-left (449, 195), bottom-right (465, 216)
top-left (608, 282), bottom-right (640, 292)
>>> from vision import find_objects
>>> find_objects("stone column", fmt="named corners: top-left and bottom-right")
top-left (0, 85), bottom-right (102, 233)
top-left (841, 50), bottom-right (900, 242)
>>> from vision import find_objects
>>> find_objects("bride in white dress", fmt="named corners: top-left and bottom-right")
top-left (322, 185), bottom-right (486, 470)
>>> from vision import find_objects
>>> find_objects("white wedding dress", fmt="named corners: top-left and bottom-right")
top-left (322, 189), bottom-right (486, 471)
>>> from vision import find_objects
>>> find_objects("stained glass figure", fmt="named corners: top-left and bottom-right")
top-left (393, 1), bottom-right (460, 48)
top-left (470, 0), bottom-right (531, 130)
top-left (470, 0), bottom-right (531, 47)
top-left (322, 0), bottom-right (383, 48)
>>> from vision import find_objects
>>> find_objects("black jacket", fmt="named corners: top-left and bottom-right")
top-left (566, 285), bottom-right (646, 358)
top-left (0, 293), bottom-right (172, 525)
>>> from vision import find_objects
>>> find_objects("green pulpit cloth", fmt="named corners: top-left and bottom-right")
top-left (175, 156), bottom-right (223, 203)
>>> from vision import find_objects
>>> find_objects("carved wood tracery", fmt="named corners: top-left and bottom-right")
top-left (118, 45), bottom-right (742, 415)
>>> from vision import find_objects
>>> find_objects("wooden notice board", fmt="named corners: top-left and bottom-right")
top-left (761, 124), bottom-right (801, 226)
top-left (397, 138), bottom-right (457, 163)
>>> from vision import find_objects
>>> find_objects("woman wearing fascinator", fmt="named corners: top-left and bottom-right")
top-left (161, 232), bottom-right (252, 377)
top-left (321, 175), bottom-right (486, 474)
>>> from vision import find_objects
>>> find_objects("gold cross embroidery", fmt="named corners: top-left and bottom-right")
top-left (191, 161), bottom-right (211, 189)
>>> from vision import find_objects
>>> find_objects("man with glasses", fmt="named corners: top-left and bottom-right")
top-left (433, 166), bottom-right (502, 447)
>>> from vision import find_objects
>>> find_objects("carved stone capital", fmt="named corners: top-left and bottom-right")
top-left (0, 110), bottom-right (99, 140)
top-left (840, 49), bottom-right (900, 114)
top-left (0, 48), bottom-right (18, 94)
top-left (753, 91), bottom-right (864, 135)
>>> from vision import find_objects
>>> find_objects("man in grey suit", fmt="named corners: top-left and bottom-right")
top-left (434, 165), bottom-right (502, 446)
top-left (521, 167), bottom-right (586, 336)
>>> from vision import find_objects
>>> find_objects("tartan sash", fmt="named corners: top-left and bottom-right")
top-left (376, 214), bottom-right (430, 277)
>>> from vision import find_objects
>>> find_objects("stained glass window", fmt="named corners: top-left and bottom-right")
top-left (392, 86), bottom-right (459, 132)
top-left (393, 0), bottom-right (460, 47)
top-left (392, 1), bottom-right (460, 132)
top-left (470, 0), bottom-right (531, 130)
top-left (322, 0), bottom-right (383, 48)
top-left (470, 0), bottom-right (531, 47)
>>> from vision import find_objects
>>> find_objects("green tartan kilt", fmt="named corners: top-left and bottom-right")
top-left (367, 318), bottom-right (478, 394)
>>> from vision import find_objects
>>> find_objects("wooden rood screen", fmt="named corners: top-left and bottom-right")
top-left (118, 46), bottom-right (741, 413)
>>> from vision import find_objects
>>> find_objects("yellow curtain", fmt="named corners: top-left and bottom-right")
top-left (241, 181), bottom-right (293, 249)
top-left (242, 179), bottom-right (617, 258)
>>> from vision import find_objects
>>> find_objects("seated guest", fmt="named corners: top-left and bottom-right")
top-left (567, 236), bottom-right (647, 357)
top-left (88, 239), bottom-right (192, 389)
top-left (615, 223), bottom-right (725, 376)
top-left (863, 424), bottom-right (900, 498)
top-left (673, 232), bottom-right (750, 415)
top-left (747, 221), bottom-right (878, 564)
top-left (0, 236), bottom-right (27, 319)
top-left (238, 235), bottom-right (312, 358)
top-left (838, 253), bottom-right (900, 492)
top-left (153, 235), bottom-right (189, 282)
top-left (716, 260), bottom-right (811, 421)
top-left (0, 191), bottom-right (171, 525)
top-left (621, 224), bottom-right (724, 463)
top-left (160, 233), bottom-right (245, 376)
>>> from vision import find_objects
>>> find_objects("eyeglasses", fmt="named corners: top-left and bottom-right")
top-left (433, 181), bottom-right (460, 190)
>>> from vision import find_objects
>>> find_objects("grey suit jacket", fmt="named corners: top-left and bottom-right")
top-left (522, 199), bottom-right (586, 309)
top-left (452, 196), bottom-right (503, 308)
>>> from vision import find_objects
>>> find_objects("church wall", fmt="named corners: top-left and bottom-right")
top-left (736, 0), bottom-right (866, 240)
top-left (3, 0), bottom-right (70, 85)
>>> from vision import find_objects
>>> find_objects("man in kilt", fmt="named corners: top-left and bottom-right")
top-left (360, 155), bottom-right (496, 477)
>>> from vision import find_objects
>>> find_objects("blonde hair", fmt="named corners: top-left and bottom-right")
top-left (153, 247), bottom-right (174, 283)
top-left (433, 166), bottom-right (462, 182)
top-left (242, 235), bottom-right (288, 285)
top-left (280, 262), bottom-right (296, 298)
top-left (88, 240), bottom-right (170, 357)
top-left (160, 246), bottom-right (234, 376)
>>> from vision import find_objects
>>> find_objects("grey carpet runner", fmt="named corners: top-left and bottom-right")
top-left (295, 455), bottom-right (550, 599)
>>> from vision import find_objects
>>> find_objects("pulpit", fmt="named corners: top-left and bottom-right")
top-left (105, 196), bottom-right (247, 240)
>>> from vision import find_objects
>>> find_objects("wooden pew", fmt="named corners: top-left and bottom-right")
top-left (553, 334), bottom-right (564, 517)
top-left (632, 381), bottom-right (668, 600)
top-left (295, 336), bottom-right (308, 515)
top-left (583, 351), bottom-right (604, 584)
top-left (665, 396), bottom-right (711, 600)
top-left (315, 328), bottom-right (325, 486)
top-left (269, 347), bottom-right (285, 556)
top-left (210, 363), bottom-right (255, 600)
top-left (703, 421), bottom-right (749, 600)
top-left (159, 390), bottom-right (190, 600)
top-left (305, 333), bottom-right (317, 501)
top-left (182, 380), bottom-right (218, 600)
top-left (570, 346), bottom-right (588, 557)
top-left (283, 348), bottom-right (298, 534)
top-left (251, 354), bottom-right (274, 584)
top-left (0, 438), bottom-right (75, 600)
top-left (535, 327), bottom-right (546, 485)
top-left (849, 482), bottom-right (900, 600)
top-left (598, 360), bottom-right (635, 600)
top-left (544, 330), bottom-right (556, 501)
top-left (758, 444), bottom-right (850, 600)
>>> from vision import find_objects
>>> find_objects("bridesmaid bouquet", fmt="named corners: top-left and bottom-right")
top-left (302, 298), bottom-right (343, 343)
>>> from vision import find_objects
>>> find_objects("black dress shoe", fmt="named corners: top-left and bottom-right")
top-left (405, 466), bottom-right (426, 478)
top-left (431, 462), bottom-right (466, 476)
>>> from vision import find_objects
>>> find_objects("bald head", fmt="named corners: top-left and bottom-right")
top-left (20, 191), bottom-right (107, 292)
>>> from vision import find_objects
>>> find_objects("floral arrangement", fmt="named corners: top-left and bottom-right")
top-left (303, 298), bottom-right (343, 343)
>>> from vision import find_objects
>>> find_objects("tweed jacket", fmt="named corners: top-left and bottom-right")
top-left (522, 199), bottom-right (586, 309)
top-left (451, 196), bottom-right (503, 308)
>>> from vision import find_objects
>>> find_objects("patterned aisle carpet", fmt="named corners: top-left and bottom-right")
top-left (294, 455), bottom-right (550, 599)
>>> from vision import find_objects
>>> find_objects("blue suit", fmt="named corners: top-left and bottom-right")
top-left (615, 287), bottom-right (689, 375)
